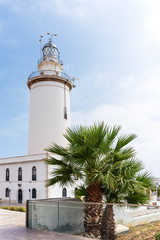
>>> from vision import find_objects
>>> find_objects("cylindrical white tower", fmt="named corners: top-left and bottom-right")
top-left (27, 38), bottom-right (73, 155)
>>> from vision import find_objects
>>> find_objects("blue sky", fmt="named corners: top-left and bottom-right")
top-left (1, 0), bottom-right (160, 176)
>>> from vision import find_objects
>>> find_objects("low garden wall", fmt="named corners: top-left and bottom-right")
top-left (26, 198), bottom-right (160, 235)
top-left (26, 198), bottom-right (84, 234)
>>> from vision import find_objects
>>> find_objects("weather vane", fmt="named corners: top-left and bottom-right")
top-left (47, 32), bottom-right (57, 42)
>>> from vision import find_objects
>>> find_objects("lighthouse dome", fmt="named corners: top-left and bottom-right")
top-left (42, 40), bottom-right (58, 59)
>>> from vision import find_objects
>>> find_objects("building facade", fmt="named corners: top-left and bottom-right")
top-left (0, 154), bottom-right (47, 203)
top-left (0, 35), bottom-right (76, 203)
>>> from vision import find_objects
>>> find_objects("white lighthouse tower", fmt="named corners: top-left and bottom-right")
top-left (27, 34), bottom-right (74, 155)
top-left (0, 34), bottom-right (76, 203)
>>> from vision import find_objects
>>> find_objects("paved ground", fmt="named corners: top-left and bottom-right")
top-left (0, 209), bottom-right (93, 240)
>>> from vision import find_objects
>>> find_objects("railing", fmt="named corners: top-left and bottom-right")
top-left (38, 57), bottom-right (63, 66)
top-left (28, 70), bottom-right (73, 83)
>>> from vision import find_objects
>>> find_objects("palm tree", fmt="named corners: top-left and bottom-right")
top-left (100, 160), bottom-right (154, 239)
top-left (75, 158), bottom-right (154, 239)
top-left (45, 122), bottom-right (154, 239)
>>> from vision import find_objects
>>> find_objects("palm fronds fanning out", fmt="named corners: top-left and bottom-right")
top-left (45, 122), bottom-right (154, 240)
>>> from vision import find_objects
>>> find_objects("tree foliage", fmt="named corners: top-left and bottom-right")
top-left (45, 122), bottom-right (154, 239)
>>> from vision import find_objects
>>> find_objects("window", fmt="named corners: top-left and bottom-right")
top-left (18, 167), bottom-right (22, 181)
top-left (5, 188), bottom-right (9, 197)
top-left (6, 168), bottom-right (9, 181)
top-left (32, 166), bottom-right (36, 181)
top-left (32, 188), bottom-right (36, 199)
top-left (18, 189), bottom-right (23, 203)
top-left (64, 107), bottom-right (67, 120)
top-left (62, 188), bottom-right (67, 197)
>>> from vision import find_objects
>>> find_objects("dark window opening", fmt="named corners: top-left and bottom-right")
top-left (64, 107), bottom-right (67, 120)
top-left (18, 167), bottom-right (22, 181)
top-left (32, 166), bottom-right (36, 181)
top-left (5, 188), bottom-right (9, 197)
top-left (62, 188), bottom-right (67, 197)
top-left (6, 168), bottom-right (9, 181)
top-left (32, 188), bottom-right (36, 199)
top-left (18, 189), bottom-right (23, 204)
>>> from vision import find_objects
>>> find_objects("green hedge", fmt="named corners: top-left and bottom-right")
top-left (1, 206), bottom-right (25, 212)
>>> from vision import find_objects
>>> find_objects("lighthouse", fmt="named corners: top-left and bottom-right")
top-left (0, 34), bottom-right (76, 203)
top-left (27, 33), bottom-right (74, 155)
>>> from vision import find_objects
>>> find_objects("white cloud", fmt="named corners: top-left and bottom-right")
top-left (142, 0), bottom-right (160, 42)
top-left (71, 70), bottom-right (160, 176)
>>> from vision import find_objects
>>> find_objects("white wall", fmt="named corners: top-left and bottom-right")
top-left (0, 154), bottom-right (77, 202)
top-left (28, 81), bottom-right (71, 155)
top-left (0, 155), bottom-right (48, 202)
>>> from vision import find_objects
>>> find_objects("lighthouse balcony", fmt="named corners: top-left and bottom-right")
top-left (28, 70), bottom-right (73, 81)
top-left (27, 70), bottom-right (75, 90)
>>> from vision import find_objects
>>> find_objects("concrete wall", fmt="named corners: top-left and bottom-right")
top-left (27, 200), bottom-right (84, 234)
top-left (27, 200), bottom-right (160, 235)
top-left (114, 205), bottom-right (160, 227)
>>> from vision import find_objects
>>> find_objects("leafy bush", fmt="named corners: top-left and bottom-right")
top-left (1, 206), bottom-right (25, 212)
top-left (155, 232), bottom-right (160, 240)
top-left (10, 206), bottom-right (16, 211)
top-left (16, 207), bottom-right (25, 212)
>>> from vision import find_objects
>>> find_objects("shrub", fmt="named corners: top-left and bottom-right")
top-left (1, 206), bottom-right (8, 210)
top-left (155, 232), bottom-right (160, 240)
top-left (10, 206), bottom-right (16, 211)
top-left (16, 207), bottom-right (25, 212)
top-left (1, 206), bottom-right (25, 212)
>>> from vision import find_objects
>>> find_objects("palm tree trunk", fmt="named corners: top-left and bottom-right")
top-left (101, 205), bottom-right (116, 240)
top-left (83, 181), bottom-right (102, 238)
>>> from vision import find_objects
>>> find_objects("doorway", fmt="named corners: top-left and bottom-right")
top-left (18, 189), bottom-right (22, 204)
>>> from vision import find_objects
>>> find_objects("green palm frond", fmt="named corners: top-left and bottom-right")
top-left (46, 175), bottom-right (74, 187)
top-left (75, 185), bottom-right (87, 200)
top-left (113, 147), bottom-right (136, 162)
top-left (45, 157), bottom-right (68, 166)
top-left (136, 171), bottom-right (155, 188)
top-left (45, 122), bottom-right (154, 207)
top-left (115, 133), bottom-right (137, 152)
top-left (45, 143), bottom-right (69, 157)
top-left (100, 125), bottom-right (121, 154)
top-left (124, 191), bottom-right (150, 205)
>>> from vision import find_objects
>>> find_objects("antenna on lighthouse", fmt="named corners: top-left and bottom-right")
top-left (47, 32), bottom-right (57, 42)
top-left (39, 34), bottom-right (43, 58)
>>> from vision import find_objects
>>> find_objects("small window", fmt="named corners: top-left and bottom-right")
top-left (5, 188), bottom-right (9, 197)
top-left (6, 168), bottom-right (9, 181)
top-left (18, 167), bottom-right (22, 181)
top-left (64, 107), bottom-right (67, 120)
top-left (32, 166), bottom-right (36, 181)
top-left (62, 188), bottom-right (67, 197)
top-left (32, 188), bottom-right (36, 199)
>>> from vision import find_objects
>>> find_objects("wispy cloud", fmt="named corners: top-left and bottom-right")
top-left (71, 70), bottom-right (160, 176)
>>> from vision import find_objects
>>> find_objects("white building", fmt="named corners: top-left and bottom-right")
top-left (0, 34), bottom-right (76, 203)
